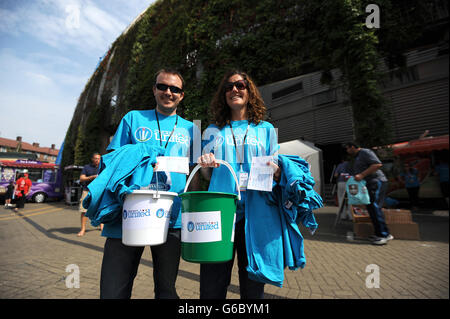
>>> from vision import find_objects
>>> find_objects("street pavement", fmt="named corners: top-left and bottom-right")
top-left (0, 201), bottom-right (448, 299)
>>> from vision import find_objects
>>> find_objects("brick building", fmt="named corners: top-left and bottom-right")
top-left (0, 136), bottom-right (59, 163)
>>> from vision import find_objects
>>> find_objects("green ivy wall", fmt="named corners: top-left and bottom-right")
top-left (61, 0), bottom-right (443, 167)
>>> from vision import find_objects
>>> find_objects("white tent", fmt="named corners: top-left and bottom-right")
top-left (278, 139), bottom-right (324, 196)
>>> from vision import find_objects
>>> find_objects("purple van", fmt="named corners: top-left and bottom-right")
top-left (0, 160), bottom-right (63, 203)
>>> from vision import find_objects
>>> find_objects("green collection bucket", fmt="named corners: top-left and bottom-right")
top-left (180, 160), bottom-right (240, 263)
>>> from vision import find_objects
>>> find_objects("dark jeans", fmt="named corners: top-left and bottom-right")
top-left (440, 181), bottom-right (449, 197)
top-left (406, 186), bottom-right (420, 207)
top-left (100, 228), bottom-right (181, 299)
top-left (200, 219), bottom-right (265, 299)
top-left (15, 191), bottom-right (26, 209)
top-left (366, 180), bottom-right (390, 238)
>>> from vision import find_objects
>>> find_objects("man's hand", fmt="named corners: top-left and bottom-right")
top-left (355, 163), bottom-right (382, 182)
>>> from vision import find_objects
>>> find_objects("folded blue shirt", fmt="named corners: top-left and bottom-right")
top-left (245, 154), bottom-right (322, 287)
top-left (83, 143), bottom-right (165, 238)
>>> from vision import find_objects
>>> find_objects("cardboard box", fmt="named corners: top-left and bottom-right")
top-left (351, 205), bottom-right (371, 223)
top-left (353, 222), bottom-right (420, 240)
top-left (351, 206), bottom-right (413, 223)
top-left (351, 206), bottom-right (420, 240)
top-left (383, 208), bottom-right (414, 224)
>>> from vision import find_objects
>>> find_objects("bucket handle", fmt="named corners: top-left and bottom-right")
top-left (154, 171), bottom-right (160, 199)
top-left (184, 160), bottom-right (241, 201)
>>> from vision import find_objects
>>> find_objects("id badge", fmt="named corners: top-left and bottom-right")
top-left (239, 172), bottom-right (248, 191)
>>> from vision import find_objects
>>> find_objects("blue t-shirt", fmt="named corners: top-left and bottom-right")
top-left (401, 168), bottom-right (420, 188)
top-left (335, 161), bottom-right (350, 183)
top-left (202, 120), bottom-right (279, 222)
top-left (435, 163), bottom-right (449, 183)
top-left (80, 164), bottom-right (99, 190)
top-left (348, 148), bottom-right (387, 183)
top-left (104, 109), bottom-right (194, 237)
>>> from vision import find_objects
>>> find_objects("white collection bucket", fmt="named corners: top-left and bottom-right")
top-left (122, 190), bottom-right (178, 247)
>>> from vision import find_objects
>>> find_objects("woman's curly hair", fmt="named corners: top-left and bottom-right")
top-left (210, 70), bottom-right (266, 128)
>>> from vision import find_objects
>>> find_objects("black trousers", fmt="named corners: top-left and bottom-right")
top-left (406, 186), bottom-right (420, 207)
top-left (15, 192), bottom-right (26, 209)
top-left (200, 219), bottom-right (265, 299)
top-left (100, 228), bottom-right (181, 299)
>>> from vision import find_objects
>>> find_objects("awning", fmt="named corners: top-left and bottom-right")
top-left (393, 135), bottom-right (449, 155)
top-left (64, 165), bottom-right (84, 171)
top-left (0, 161), bottom-right (57, 169)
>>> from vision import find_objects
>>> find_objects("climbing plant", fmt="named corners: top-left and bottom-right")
top-left (62, 0), bottom-right (440, 164)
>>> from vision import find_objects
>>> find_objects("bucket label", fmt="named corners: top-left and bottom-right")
top-left (123, 207), bottom-right (170, 230)
top-left (181, 211), bottom-right (222, 243)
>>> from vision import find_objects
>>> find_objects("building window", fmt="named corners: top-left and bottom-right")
top-left (272, 81), bottom-right (303, 100)
top-left (314, 89), bottom-right (337, 106)
top-left (382, 65), bottom-right (420, 88)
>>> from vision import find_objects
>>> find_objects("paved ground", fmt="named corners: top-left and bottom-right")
top-left (0, 201), bottom-right (448, 299)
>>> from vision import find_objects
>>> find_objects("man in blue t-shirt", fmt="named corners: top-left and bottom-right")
top-left (100, 69), bottom-right (195, 299)
top-left (345, 142), bottom-right (393, 245)
top-left (78, 152), bottom-right (101, 237)
top-left (400, 162), bottom-right (421, 209)
top-left (435, 157), bottom-right (449, 208)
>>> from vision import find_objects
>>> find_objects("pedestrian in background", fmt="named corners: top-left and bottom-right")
top-left (400, 162), bottom-right (421, 210)
top-left (435, 156), bottom-right (449, 208)
top-left (334, 159), bottom-right (351, 220)
top-left (345, 142), bottom-right (393, 245)
top-left (14, 171), bottom-right (32, 213)
top-left (78, 152), bottom-right (101, 237)
top-left (4, 180), bottom-right (15, 208)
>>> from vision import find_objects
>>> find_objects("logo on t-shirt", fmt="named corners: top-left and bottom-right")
top-left (134, 127), bottom-right (152, 142)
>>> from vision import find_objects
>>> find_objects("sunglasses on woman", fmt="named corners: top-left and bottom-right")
top-left (155, 83), bottom-right (183, 94)
top-left (224, 80), bottom-right (248, 92)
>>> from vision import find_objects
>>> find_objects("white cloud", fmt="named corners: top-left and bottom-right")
top-left (0, 0), bottom-right (133, 54)
top-left (0, 8), bottom-right (21, 36)
top-left (0, 49), bottom-right (86, 94)
top-left (0, 0), bottom-right (153, 149)
top-left (84, 4), bottom-right (125, 35)
top-left (0, 89), bottom-right (73, 147)
top-left (25, 71), bottom-right (53, 85)
top-left (0, 49), bottom-right (82, 147)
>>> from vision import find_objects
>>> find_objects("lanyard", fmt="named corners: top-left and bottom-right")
top-left (229, 121), bottom-right (249, 169)
top-left (155, 109), bottom-right (178, 150)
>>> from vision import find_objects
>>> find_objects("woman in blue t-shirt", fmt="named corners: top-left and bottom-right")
top-left (197, 70), bottom-right (280, 299)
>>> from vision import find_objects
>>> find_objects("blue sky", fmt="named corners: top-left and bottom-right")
top-left (0, 0), bottom-right (153, 149)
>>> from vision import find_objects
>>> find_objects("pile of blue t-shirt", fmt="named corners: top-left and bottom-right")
top-left (83, 143), bottom-right (165, 232)
top-left (245, 154), bottom-right (322, 287)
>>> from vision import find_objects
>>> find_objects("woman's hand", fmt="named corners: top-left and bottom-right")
top-left (198, 153), bottom-right (220, 168)
top-left (267, 161), bottom-right (281, 183)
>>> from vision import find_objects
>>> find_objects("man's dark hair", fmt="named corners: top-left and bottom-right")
top-left (344, 142), bottom-right (360, 149)
top-left (154, 68), bottom-right (185, 89)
